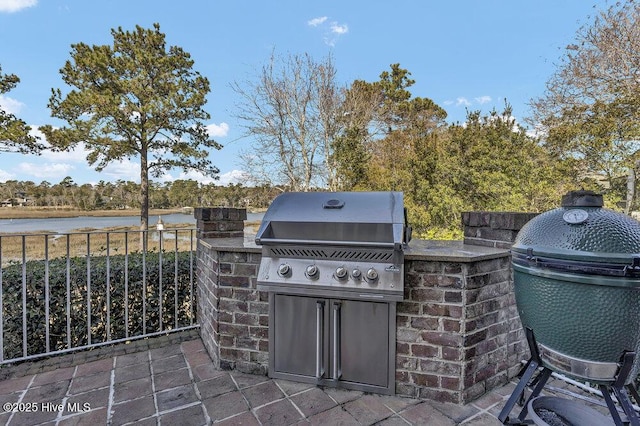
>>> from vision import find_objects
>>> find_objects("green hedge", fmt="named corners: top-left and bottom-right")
top-left (1, 251), bottom-right (196, 361)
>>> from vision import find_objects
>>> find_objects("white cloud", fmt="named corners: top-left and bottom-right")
top-left (307, 16), bottom-right (327, 27)
top-left (308, 16), bottom-right (348, 46)
top-left (217, 169), bottom-right (249, 186)
top-left (156, 171), bottom-right (175, 183)
top-left (330, 22), bottom-right (348, 35)
top-left (159, 169), bottom-right (248, 186)
top-left (28, 126), bottom-right (44, 141)
top-left (324, 21), bottom-right (349, 46)
top-left (0, 0), bottom-right (36, 13)
top-left (155, 170), bottom-right (204, 184)
top-left (526, 123), bottom-right (547, 139)
top-left (445, 96), bottom-right (493, 108)
top-left (176, 169), bottom-right (217, 184)
top-left (0, 169), bottom-right (15, 182)
top-left (17, 162), bottom-right (74, 179)
top-left (0, 95), bottom-right (24, 115)
top-left (206, 122), bottom-right (229, 138)
top-left (22, 125), bottom-right (241, 184)
top-left (40, 140), bottom-right (91, 163)
top-left (102, 159), bottom-right (140, 182)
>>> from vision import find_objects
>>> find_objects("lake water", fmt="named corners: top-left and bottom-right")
top-left (0, 212), bottom-right (265, 234)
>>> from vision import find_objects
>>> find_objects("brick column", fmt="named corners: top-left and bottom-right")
top-left (194, 207), bottom-right (247, 239)
top-left (194, 207), bottom-right (248, 370)
top-left (462, 212), bottom-right (538, 248)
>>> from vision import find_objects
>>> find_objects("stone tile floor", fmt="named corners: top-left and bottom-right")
top-left (0, 336), bottom-right (623, 425)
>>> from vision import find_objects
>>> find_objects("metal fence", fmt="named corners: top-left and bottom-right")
top-left (0, 227), bottom-right (198, 365)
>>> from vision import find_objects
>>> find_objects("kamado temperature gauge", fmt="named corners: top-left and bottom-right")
top-left (563, 209), bottom-right (589, 225)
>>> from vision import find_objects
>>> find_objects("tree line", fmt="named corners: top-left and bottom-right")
top-left (232, 57), bottom-right (607, 238)
top-left (0, 178), bottom-right (280, 211)
top-left (230, 2), bottom-right (640, 238)
top-left (2, 1), bottom-right (639, 238)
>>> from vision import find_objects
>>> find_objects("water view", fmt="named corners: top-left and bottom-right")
top-left (0, 212), bottom-right (264, 234)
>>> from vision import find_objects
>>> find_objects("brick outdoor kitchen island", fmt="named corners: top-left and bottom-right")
top-left (194, 208), bottom-right (533, 404)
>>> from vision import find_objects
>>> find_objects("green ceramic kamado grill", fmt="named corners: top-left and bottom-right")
top-left (511, 190), bottom-right (640, 384)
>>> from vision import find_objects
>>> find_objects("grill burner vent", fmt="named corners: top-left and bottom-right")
top-left (270, 247), bottom-right (329, 258)
top-left (268, 247), bottom-right (394, 262)
top-left (330, 250), bottom-right (394, 261)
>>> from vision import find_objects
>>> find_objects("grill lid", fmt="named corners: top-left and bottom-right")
top-left (255, 191), bottom-right (410, 249)
top-left (512, 190), bottom-right (640, 277)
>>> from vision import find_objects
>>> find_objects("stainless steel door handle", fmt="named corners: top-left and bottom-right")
top-left (316, 301), bottom-right (325, 379)
top-left (333, 301), bottom-right (342, 380)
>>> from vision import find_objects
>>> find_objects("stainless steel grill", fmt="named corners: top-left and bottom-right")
top-left (256, 191), bottom-right (410, 302)
top-left (255, 191), bottom-right (411, 395)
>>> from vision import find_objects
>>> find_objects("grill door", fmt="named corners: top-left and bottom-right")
top-left (269, 293), bottom-right (395, 394)
top-left (334, 299), bottom-right (390, 388)
top-left (272, 294), bottom-right (329, 378)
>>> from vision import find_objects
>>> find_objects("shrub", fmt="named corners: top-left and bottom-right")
top-left (1, 251), bottom-right (196, 360)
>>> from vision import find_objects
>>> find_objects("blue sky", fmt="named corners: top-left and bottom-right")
top-left (0, 0), bottom-right (611, 186)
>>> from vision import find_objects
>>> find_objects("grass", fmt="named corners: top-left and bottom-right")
top-left (0, 221), bottom-right (261, 267)
top-left (0, 207), bottom-right (193, 264)
top-left (0, 223), bottom-right (196, 266)
top-left (0, 203), bottom-right (262, 266)
top-left (0, 207), bottom-right (185, 219)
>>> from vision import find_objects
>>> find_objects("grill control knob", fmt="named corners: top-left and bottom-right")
top-left (351, 268), bottom-right (362, 280)
top-left (277, 264), bottom-right (291, 277)
top-left (306, 264), bottom-right (319, 279)
top-left (335, 266), bottom-right (348, 280)
top-left (366, 268), bottom-right (378, 281)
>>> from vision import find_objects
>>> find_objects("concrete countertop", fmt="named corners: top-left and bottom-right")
top-left (201, 235), bottom-right (510, 262)
top-left (405, 239), bottom-right (509, 262)
top-left (201, 236), bottom-right (261, 252)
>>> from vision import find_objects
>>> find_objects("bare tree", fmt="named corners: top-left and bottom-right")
top-left (529, 1), bottom-right (640, 193)
top-left (232, 52), bottom-right (342, 191)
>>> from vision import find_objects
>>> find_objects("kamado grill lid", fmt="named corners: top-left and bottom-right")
top-left (512, 190), bottom-right (640, 278)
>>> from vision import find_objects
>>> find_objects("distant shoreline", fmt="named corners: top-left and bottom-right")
top-left (0, 207), bottom-right (267, 221)
top-left (0, 208), bottom-right (185, 220)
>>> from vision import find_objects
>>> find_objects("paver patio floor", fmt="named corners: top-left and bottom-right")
top-left (0, 335), bottom-right (621, 425)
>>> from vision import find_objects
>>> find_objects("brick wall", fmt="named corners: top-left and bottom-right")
top-left (395, 255), bottom-right (525, 403)
top-left (463, 257), bottom-right (525, 402)
top-left (196, 208), bottom-right (534, 404)
top-left (196, 238), bottom-right (220, 367)
top-left (396, 259), bottom-right (466, 401)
